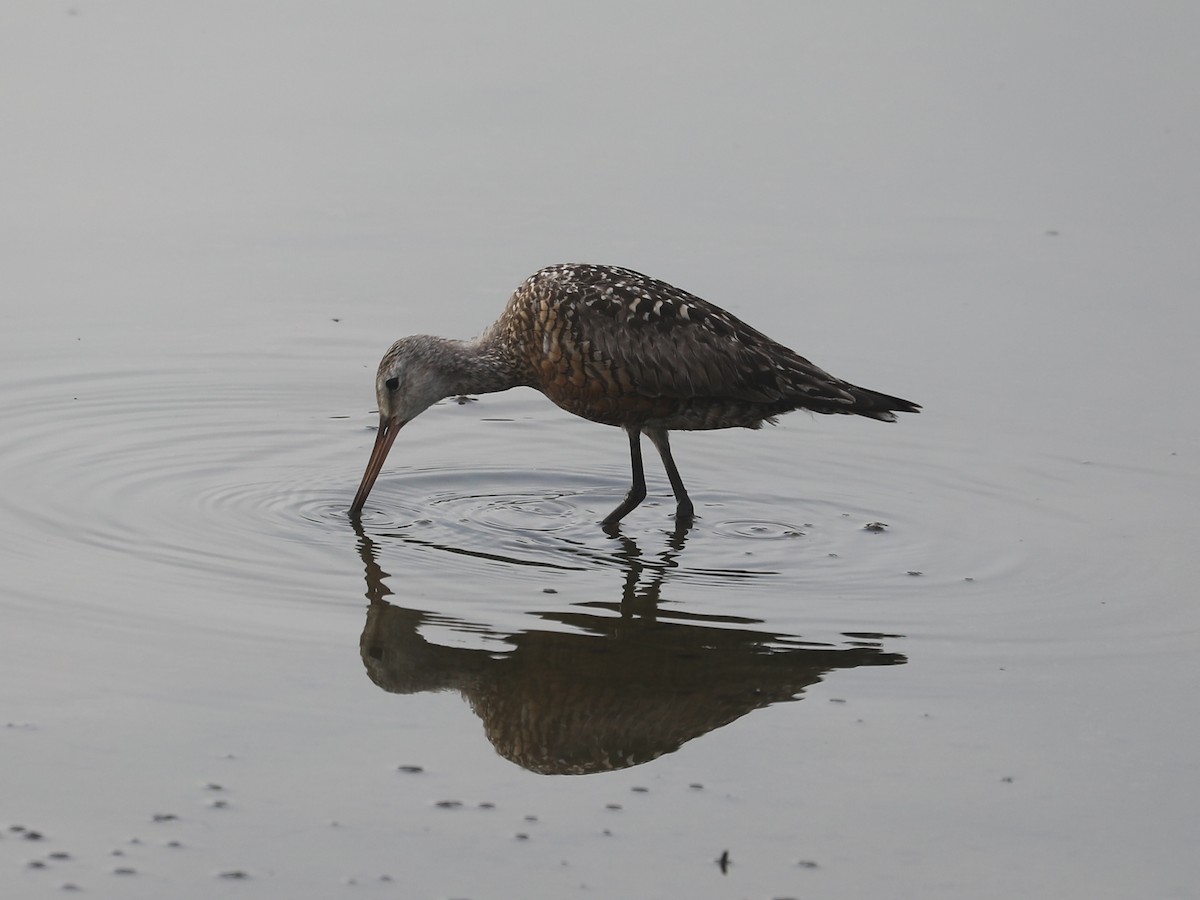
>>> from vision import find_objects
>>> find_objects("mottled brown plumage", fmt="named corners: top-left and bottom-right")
top-left (350, 264), bottom-right (920, 525)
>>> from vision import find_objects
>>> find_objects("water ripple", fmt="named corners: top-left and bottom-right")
top-left (0, 358), bottom-right (1139, 640)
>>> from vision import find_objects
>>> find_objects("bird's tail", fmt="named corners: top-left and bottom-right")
top-left (844, 384), bottom-right (921, 422)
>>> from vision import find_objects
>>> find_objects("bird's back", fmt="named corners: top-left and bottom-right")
top-left (492, 264), bottom-right (918, 430)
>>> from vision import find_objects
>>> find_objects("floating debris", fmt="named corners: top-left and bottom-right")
top-left (717, 850), bottom-right (732, 874)
top-left (864, 521), bottom-right (888, 532)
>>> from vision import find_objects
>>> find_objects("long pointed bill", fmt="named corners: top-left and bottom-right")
top-left (349, 416), bottom-right (405, 517)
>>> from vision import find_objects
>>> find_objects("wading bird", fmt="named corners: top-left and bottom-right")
top-left (350, 264), bottom-right (919, 526)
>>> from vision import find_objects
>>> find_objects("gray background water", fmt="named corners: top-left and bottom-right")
top-left (3, 2), bottom-right (1198, 898)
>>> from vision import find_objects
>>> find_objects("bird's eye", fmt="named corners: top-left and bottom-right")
top-left (385, 377), bottom-right (399, 391)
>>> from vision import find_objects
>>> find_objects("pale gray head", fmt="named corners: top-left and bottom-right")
top-left (350, 335), bottom-right (460, 517)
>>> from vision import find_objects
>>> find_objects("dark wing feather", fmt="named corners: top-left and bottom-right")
top-left (537, 264), bottom-right (860, 410)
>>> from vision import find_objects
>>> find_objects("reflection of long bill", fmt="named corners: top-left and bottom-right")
top-left (349, 416), bottom-right (404, 517)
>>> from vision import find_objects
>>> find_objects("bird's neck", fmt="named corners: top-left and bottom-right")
top-left (438, 334), bottom-right (527, 397)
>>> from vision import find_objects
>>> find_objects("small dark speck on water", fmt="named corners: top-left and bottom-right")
top-left (1001, 776), bottom-right (1015, 783)
top-left (113, 867), bottom-right (137, 876)
top-left (717, 850), bottom-right (732, 874)
top-left (542, 588), bottom-right (557, 594)
top-left (630, 786), bottom-right (649, 793)
top-left (434, 800), bottom-right (463, 809)
top-left (331, 318), bottom-right (340, 322)
top-left (397, 764), bottom-right (424, 774)
top-left (48, 851), bottom-right (71, 860)
top-left (829, 698), bottom-right (847, 704)
top-left (524, 815), bottom-right (538, 822)
top-left (864, 521), bottom-right (888, 532)
top-left (152, 813), bottom-right (178, 823)
top-left (798, 859), bottom-right (819, 869)
top-left (906, 570), bottom-right (923, 576)
top-left (514, 833), bottom-right (530, 841)
top-left (27, 860), bottom-right (47, 869)
top-left (605, 803), bottom-right (622, 811)
top-left (24, 830), bottom-right (45, 841)
top-left (453, 395), bottom-right (477, 404)
top-left (689, 783), bottom-right (704, 790)
top-left (219, 870), bottom-right (250, 880)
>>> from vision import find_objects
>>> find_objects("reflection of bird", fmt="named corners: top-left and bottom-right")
top-left (354, 524), bottom-right (906, 775)
top-left (350, 264), bottom-right (919, 525)
top-left (360, 595), bottom-right (905, 775)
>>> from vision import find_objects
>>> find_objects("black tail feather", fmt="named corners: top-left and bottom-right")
top-left (845, 384), bottom-right (921, 422)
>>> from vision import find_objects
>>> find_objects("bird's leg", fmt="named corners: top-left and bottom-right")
top-left (645, 427), bottom-right (695, 522)
top-left (602, 427), bottom-right (648, 527)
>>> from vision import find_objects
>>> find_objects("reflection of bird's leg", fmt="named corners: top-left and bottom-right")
top-left (611, 532), bottom-right (645, 619)
top-left (663, 512), bottom-right (694, 559)
top-left (606, 511), bottom-right (697, 620)
top-left (613, 532), bottom-right (666, 621)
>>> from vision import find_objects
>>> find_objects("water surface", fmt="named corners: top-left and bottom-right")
top-left (3, 4), bottom-right (1199, 899)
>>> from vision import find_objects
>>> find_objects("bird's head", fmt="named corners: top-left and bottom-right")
top-left (350, 336), bottom-right (456, 517)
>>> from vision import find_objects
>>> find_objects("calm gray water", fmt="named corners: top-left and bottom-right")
top-left (4, 3), bottom-right (1199, 898)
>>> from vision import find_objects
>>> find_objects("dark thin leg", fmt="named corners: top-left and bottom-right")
top-left (644, 427), bottom-right (694, 521)
top-left (602, 427), bottom-right (648, 527)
